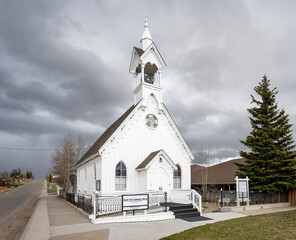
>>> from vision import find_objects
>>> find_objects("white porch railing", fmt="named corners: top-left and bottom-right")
top-left (97, 196), bottom-right (122, 215)
top-left (93, 189), bottom-right (202, 217)
top-left (95, 191), bottom-right (166, 216)
top-left (147, 191), bottom-right (165, 207)
top-left (170, 189), bottom-right (202, 216)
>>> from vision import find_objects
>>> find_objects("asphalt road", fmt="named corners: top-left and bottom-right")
top-left (0, 180), bottom-right (43, 240)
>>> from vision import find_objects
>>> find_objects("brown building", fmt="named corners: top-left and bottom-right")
top-left (191, 158), bottom-right (246, 191)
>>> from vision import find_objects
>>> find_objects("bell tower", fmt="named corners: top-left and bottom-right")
top-left (129, 17), bottom-right (167, 110)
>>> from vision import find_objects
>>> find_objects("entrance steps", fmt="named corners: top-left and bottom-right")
top-left (162, 202), bottom-right (201, 218)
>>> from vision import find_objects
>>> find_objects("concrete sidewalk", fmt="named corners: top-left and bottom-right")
top-left (20, 181), bottom-right (108, 240)
top-left (20, 183), bottom-right (296, 240)
top-left (47, 195), bottom-right (109, 239)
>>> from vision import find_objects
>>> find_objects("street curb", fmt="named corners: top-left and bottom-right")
top-left (19, 180), bottom-right (50, 240)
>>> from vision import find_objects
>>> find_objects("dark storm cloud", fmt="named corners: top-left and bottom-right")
top-left (0, 0), bottom-right (296, 177)
top-left (0, 0), bottom-right (131, 128)
top-left (0, 0), bottom-right (133, 177)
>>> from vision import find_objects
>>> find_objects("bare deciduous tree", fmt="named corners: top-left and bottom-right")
top-left (52, 130), bottom-right (87, 193)
top-left (197, 147), bottom-right (214, 201)
top-left (52, 130), bottom-right (76, 192)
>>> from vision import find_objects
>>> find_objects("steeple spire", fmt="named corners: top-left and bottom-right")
top-left (141, 16), bottom-right (153, 51)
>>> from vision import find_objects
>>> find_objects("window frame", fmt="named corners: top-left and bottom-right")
top-left (173, 165), bottom-right (182, 189)
top-left (115, 161), bottom-right (127, 191)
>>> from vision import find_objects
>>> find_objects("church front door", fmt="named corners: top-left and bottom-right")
top-left (152, 167), bottom-right (170, 193)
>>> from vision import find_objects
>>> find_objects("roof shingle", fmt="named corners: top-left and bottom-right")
top-left (76, 105), bottom-right (136, 167)
top-left (136, 150), bottom-right (161, 170)
top-left (191, 158), bottom-right (246, 185)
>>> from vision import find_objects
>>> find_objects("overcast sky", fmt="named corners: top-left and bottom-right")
top-left (0, 0), bottom-right (296, 179)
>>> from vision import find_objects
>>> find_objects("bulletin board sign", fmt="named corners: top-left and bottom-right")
top-left (122, 194), bottom-right (149, 211)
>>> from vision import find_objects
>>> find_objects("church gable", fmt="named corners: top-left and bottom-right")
top-left (96, 94), bottom-right (193, 165)
top-left (100, 94), bottom-right (193, 168)
top-left (140, 43), bottom-right (166, 70)
top-left (136, 149), bottom-right (177, 171)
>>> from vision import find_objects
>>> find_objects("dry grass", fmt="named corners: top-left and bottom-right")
top-left (0, 179), bottom-right (32, 194)
top-left (0, 186), bottom-right (16, 194)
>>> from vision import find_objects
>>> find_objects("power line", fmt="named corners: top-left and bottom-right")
top-left (0, 146), bottom-right (56, 151)
top-left (0, 146), bottom-right (90, 151)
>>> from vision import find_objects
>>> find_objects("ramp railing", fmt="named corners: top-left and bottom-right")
top-left (170, 189), bottom-right (202, 216)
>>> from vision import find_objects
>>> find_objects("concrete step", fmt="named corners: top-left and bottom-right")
top-left (164, 202), bottom-right (200, 219)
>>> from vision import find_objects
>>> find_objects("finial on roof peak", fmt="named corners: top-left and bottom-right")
top-left (144, 16), bottom-right (148, 28)
top-left (141, 16), bottom-right (152, 51)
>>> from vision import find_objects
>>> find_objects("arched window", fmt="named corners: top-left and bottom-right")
top-left (173, 165), bottom-right (181, 189)
top-left (115, 162), bottom-right (126, 191)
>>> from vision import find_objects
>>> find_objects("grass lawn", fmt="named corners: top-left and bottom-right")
top-left (47, 183), bottom-right (57, 195)
top-left (161, 210), bottom-right (296, 240)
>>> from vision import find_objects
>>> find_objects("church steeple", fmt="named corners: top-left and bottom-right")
top-left (141, 16), bottom-right (153, 51)
top-left (129, 17), bottom-right (167, 109)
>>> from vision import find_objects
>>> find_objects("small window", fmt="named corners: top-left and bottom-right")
top-left (115, 162), bottom-right (126, 191)
top-left (173, 165), bottom-right (181, 189)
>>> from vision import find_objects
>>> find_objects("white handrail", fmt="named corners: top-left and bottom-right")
top-left (170, 189), bottom-right (202, 216)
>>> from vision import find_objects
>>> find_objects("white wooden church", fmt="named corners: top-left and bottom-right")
top-left (75, 18), bottom-right (198, 211)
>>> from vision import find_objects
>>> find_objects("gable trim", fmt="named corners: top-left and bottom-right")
top-left (162, 104), bottom-right (194, 161)
top-left (136, 149), bottom-right (177, 171)
top-left (140, 42), bottom-right (167, 68)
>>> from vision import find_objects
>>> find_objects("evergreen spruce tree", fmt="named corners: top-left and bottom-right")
top-left (236, 75), bottom-right (296, 193)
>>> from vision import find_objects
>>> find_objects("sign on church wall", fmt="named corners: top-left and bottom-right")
top-left (96, 180), bottom-right (101, 191)
top-left (122, 194), bottom-right (149, 211)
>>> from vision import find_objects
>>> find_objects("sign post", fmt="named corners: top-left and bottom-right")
top-left (235, 176), bottom-right (249, 206)
top-left (220, 188), bottom-right (223, 208)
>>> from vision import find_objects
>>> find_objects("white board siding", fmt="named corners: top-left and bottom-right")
top-left (77, 94), bottom-right (193, 196)
top-left (98, 96), bottom-right (191, 196)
